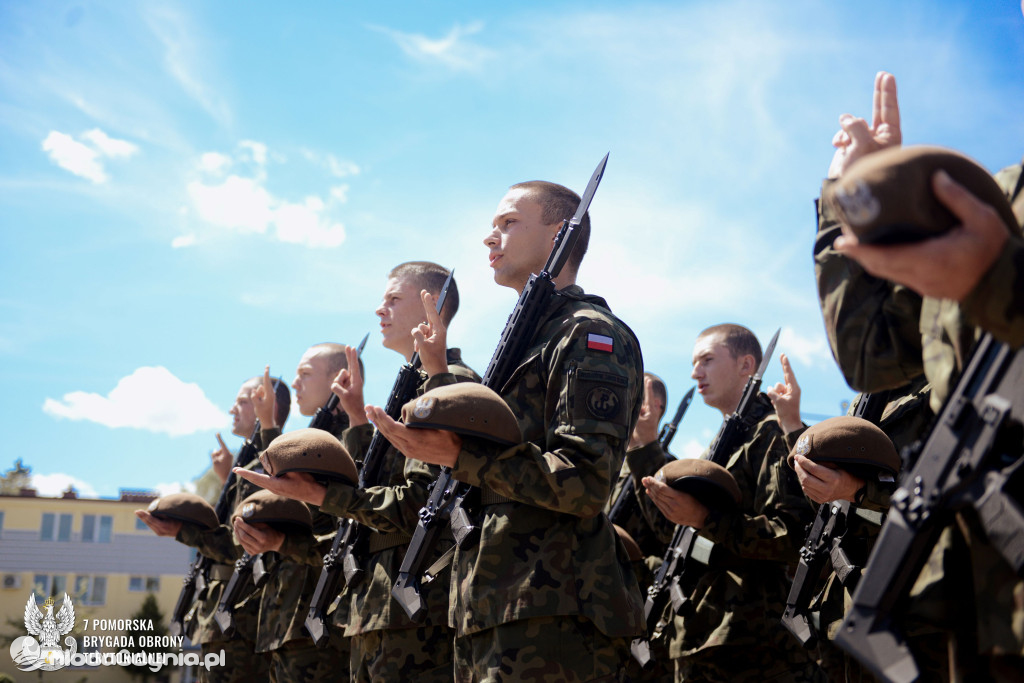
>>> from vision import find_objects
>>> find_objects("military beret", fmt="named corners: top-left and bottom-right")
top-left (147, 493), bottom-right (219, 530)
top-left (656, 459), bottom-right (741, 513)
top-left (613, 524), bottom-right (644, 563)
top-left (232, 489), bottom-right (312, 533)
top-left (826, 145), bottom-right (1018, 244)
top-left (259, 428), bottom-right (357, 485)
top-left (402, 383), bottom-right (522, 446)
top-left (788, 416), bottom-right (900, 480)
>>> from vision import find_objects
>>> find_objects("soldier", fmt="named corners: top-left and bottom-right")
top-left (239, 261), bottom-right (479, 682)
top-left (817, 68), bottom-right (1024, 679)
top-left (233, 348), bottom-right (354, 681)
top-left (642, 324), bottom-right (824, 682)
top-left (135, 376), bottom-right (290, 682)
top-left (615, 372), bottom-right (677, 683)
top-left (369, 180), bottom-right (647, 681)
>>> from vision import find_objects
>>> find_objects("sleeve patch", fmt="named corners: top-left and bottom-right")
top-left (587, 333), bottom-right (614, 352)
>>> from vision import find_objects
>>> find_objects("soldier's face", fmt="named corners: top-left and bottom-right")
top-left (229, 383), bottom-right (258, 437)
top-left (291, 349), bottom-right (334, 416)
top-left (376, 275), bottom-right (426, 360)
top-left (485, 189), bottom-right (561, 293)
top-left (690, 333), bottom-right (751, 414)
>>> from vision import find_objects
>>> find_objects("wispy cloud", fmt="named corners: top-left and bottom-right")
top-left (31, 472), bottom-right (99, 498)
top-left (368, 21), bottom-right (493, 72)
top-left (41, 128), bottom-right (138, 184)
top-left (778, 325), bottom-right (834, 368)
top-left (42, 366), bottom-right (228, 437)
top-left (186, 141), bottom-right (349, 248)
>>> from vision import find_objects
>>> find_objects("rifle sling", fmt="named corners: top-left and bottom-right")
top-left (480, 487), bottom-right (515, 506)
top-left (368, 531), bottom-right (412, 554)
top-left (852, 507), bottom-right (885, 526)
top-left (208, 564), bottom-right (234, 582)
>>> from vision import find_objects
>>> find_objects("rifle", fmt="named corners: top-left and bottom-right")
top-left (304, 276), bottom-right (454, 647)
top-left (391, 154), bottom-right (610, 622)
top-left (609, 386), bottom-right (695, 526)
top-left (834, 333), bottom-right (1024, 683)
top-left (169, 418), bottom-right (263, 639)
top-left (780, 390), bottom-right (892, 648)
top-left (630, 329), bottom-right (780, 667)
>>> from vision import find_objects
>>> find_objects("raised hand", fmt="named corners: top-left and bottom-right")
top-left (211, 433), bottom-right (233, 485)
top-left (766, 353), bottom-right (803, 434)
top-left (331, 345), bottom-right (369, 426)
top-left (251, 366), bottom-right (278, 429)
top-left (412, 290), bottom-right (450, 377)
top-left (828, 71), bottom-right (902, 179)
top-left (629, 376), bottom-right (662, 450)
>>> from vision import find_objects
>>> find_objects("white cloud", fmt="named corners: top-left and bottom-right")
top-left (275, 196), bottom-right (346, 248)
top-left (171, 234), bottom-right (197, 248)
top-left (81, 129), bottom-right (139, 158)
top-left (198, 152), bottom-right (231, 174)
top-left (778, 326), bottom-right (834, 368)
top-left (675, 438), bottom-right (706, 461)
top-left (31, 473), bottom-right (99, 498)
top-left (369, 21), bottom-right (493, 71)
top-left (327, 156), bottom-right (360, 178)
top-left (41, 128), bottom-right (139, 184)
top-left (42, 366), bottom-right (228, 437)
top-left (239, 140), bottom-right (267, 166)
top-left (330, 184), bottom-right (350, 203)
top-left (153, 480), bottom-right (196, 496)
top-left (42, 131), bottom-right (107, 183)
top-left (187, 175), bottom-right (275, 234)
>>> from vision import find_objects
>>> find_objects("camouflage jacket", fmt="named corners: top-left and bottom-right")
top-left (438, 285), bottom-right (646, 638)
top-left (252, 418), bottom-right (347, 653)
top-left (176, 429), bottom-right (280, 645)
top-left (608, 439), bottom-right (676, 558)
top-left (319, 349), bottom-right (480, 636)
top-left (669, 394), bottom-right (815, 658)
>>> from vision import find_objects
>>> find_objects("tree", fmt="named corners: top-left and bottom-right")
top-left (0, 459), bottom-right (32, 495)
top-left (120, 593), bottom-right (169, 682)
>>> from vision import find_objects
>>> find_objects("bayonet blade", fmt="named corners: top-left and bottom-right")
top-left (570, 153), bottom-right (609, 227)
top-left (755, 328), bottom-right (781, 381)
top-left (356, 333), bottom-right (369, 357)
top-left (435, 269), bottom-right (454, 316)
top-left (670, 386), bottom-right (696, 427)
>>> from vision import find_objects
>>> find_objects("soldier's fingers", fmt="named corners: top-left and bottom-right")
top-left (344, 346), bottom-right (362, 384)
top-left (216, 433), bottom-right (228, 452)
top-left (780, 354), bottom-right (799, 391)
top-left (839, 114), bottom-right (873, 149)
top-left (262, 365), bottom-right (272, 390)
top-left (875, 71), bottom-right (901, 142)
top-left (233, 467), bottom-right (273, 489)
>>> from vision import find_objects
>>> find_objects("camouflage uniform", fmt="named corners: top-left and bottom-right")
top-left (668, 394), bottom-right (824, 683)
top-left (252, 419), bottom-right (351, 682)
top-left (432, 285), bottom-right (646, 682)
top-left (320, 348), bottom-right (479, 683)
top-left (610, 440), bottom-right (675, 683)
top-left (815, 159), bottom-right (1024, 679)
top-left (177, 434), bottom-right (277, 682)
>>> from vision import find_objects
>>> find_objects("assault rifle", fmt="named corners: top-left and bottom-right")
top-left (781, 390), bottom-right (891, 647)
top-left (304, 275), bottom-right (454, 647)
top-left (630, 329), bottom-right (780, 667)
top-left (835, 334), bottom-right (1024, 683)
top-left (391, 154), bottom-right (610, 622)
top-left (608, 386), bottom-right (695, 526)
top-left (169, 418), bottom-right (263, 639)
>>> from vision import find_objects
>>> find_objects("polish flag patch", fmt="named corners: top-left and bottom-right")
top-left (587, 333), bottom-right (614, 353)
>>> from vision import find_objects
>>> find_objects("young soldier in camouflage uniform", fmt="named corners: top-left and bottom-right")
top-left (642, 325), bottom-right (824, 682)
top-left (241, 262), bottom-right (478, 681)
top-left (371, 180), bottom-right (647, 682)
top-left (135, 376), bottom-right (289, 682)
top-left (819, 68), bottom-right (1024, 680)
top-left (614, 372), bottom-right (676, 683)
top-left (233, 347), bottom-right (353, 681)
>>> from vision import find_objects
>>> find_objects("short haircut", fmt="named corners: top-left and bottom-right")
top-left (697, 324), bottom-right (762, 368)
top-left (644, 372), bottom-right (668, 421)
top-left (309, 342), bottom-right (366, 381)
top-left (387, 261), bottom-right (460, 326)
top-left (509, 180), bottom-right (590, 272)
top-left (244, 376), bottom-right (292, 429)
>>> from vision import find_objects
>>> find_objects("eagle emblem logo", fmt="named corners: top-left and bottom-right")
top-left (25, 593), bottom-right (75, 649)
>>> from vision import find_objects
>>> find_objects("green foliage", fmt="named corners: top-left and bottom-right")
top-left (120, 593), bottom-right (168, 682)
top-left (0, 459), bottom-right (32, 495)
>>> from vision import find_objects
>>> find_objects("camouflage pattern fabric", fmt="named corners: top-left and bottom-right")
top-left (667, 394), bottom-right (824, 682)
top-left (673, 642), bottom-right (827, 683)
top-left (439, 285), bottom-right (646, 642)
top-left (621, 555), bottom-right (674, 683)
top-left (350, 624), bottom-right (454, 683)
top-left (612, 440), bottom-right (677, 554)
top-left (199, 639), bottom-right (270, 683)
top-left (453, 615), bottom-right (627, 683)
top-left (267, 627), bottom-right (349, 683)
top-left (814, 159), bottom-right (1024, 671)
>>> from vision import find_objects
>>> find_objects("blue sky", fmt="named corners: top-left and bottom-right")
top-left (2, 0), bottom-right (1022, 498)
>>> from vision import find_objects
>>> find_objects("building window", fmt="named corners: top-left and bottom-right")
top-left (40, 513), bottom-right (54, 541)
top-left (32, 574), bottom-right (67, 599)
top-left (135, 517), bottom-right (148, 531)
top-left (42, 513), bottom-right (73, 542)
top-left (81, 515), bottom-right (112, 543)
top-left (58, 513), bottom-right (72, 541)
top-left (74, 576), bottom-right (107, 606)
top-left (128, 576), bottom-right (160, 592)
top-left (0, 510), bottom-right (5, 536)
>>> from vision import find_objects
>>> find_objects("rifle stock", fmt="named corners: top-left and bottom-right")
top-left (834, 334), bottom-right (1024, 683)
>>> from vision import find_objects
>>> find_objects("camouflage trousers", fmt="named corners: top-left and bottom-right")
top-left (269, 631), bottom-right (350, 683)
top-left (200, 639), bottom-right (270, 683)
top-left (454, 615), bottom-right (628, 683)
top-left (817, 631), bottom-right (950, 683)
top-left (350, 624), bottom-right (455, 683)
top-left (673, 643), bottom-right (827, 683)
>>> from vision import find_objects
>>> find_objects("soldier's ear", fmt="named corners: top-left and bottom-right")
top-left (738, 354), bottom-right (756, 375)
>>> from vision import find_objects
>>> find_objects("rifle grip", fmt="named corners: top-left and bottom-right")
top-left (668, 577), bottom-right (691, 616)
top-left (451, 505), bottom-right (479, 548)
top-left (342, 553), bottom-right (364, 586)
